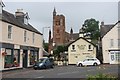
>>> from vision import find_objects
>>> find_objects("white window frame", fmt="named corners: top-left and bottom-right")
top-left (33, 33), bottom-right (35, 44)
top-left (8, 25), bottom-right (12, 39)
top-left (88, 44), bottom-right (92, 50)
top-left (118, 39), bottom-right (120, 47)
top-left (110, 39), bottom-right (114, 47)
top-left (24, 30), bottom-right (27, 42)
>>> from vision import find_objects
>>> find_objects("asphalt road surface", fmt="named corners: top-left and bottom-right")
top-left (2, 64), bottom-right (119, 79)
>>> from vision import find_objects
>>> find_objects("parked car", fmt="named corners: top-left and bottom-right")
top-left (33, 58), bottom-right (54, 70)
top-left (76, 58), bottom-right (100, 67)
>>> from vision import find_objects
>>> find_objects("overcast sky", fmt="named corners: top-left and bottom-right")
top-left (3, 0), bottom-right (118, 42)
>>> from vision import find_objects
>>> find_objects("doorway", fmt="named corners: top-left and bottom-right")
top-left (23, 50), bottom-right (28, 68)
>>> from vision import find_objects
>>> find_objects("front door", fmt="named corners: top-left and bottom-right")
top-left (23, 50), bottom-right (28, 68)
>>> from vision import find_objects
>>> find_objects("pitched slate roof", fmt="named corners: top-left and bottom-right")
top-left (100, 21), bottom-right (120, 38)
top-left (100, 24), bottom-right (114, 38)
top-left (1, 10), bottom-right (42, 35)
top-left (72, 33), bottom-right (79, 40)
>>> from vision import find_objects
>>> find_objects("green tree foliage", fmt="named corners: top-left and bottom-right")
top-left (82, 18), bottom-right (100, 41)
top-left (43, 42), bottom-right (49, 52)
top-left (53, 45), bottom-right (68, 60)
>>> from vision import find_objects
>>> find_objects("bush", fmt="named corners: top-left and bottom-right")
top-left (87, 74), bottom-right (118, 80)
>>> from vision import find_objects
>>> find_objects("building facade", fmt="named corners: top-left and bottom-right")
top-left (0, 7), bottom-right (43, 70)
top-left (102, 21), bottom-right (120, 64)
top-left (68, 37), bottom-right (97, 64)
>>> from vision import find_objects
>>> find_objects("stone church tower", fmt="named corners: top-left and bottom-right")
top-left (53, 8), bottom-right (65, 45)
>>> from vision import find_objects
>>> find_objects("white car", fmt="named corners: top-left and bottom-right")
top-left (76, 58), bottom-right (100, 67)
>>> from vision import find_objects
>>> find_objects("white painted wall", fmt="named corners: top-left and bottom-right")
top-left (102, 23), bottom-right (119, 63)
top-left (68, 38), bottom-right (96, 64)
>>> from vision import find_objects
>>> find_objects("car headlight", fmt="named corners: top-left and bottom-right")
top-left (39, 63), bottom-right (43, 67)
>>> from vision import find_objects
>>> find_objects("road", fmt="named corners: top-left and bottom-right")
top-left (2, 64), bottom-right (119, 79)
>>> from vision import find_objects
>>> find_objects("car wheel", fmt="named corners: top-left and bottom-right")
top-left (51, 65), bottom-right (54, 68)
top-left (44, 65), bottom-right (47, 69)
top-left (93, 63), bottom-right (98, 66)
top-left (78, 63), bottom-right (83, 67)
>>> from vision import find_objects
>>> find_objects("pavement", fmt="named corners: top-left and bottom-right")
top-left (1, 64), bottom-right (120, 80)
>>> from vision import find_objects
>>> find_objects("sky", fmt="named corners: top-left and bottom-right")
top-left (2, 0), bottom-right (119, 42)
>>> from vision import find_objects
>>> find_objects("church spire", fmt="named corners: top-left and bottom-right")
top-left (70, 27), bottom-right (73, 34)
top-left (53, 7), bottom-right (56, 17)
top-left (48, 29), bottom-right (51, 43)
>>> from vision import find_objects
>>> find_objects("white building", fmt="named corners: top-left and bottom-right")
top-left (101, 21), bottom-right (120, 64)
top-left (0, 3), bottom-right (43, 70)
top-left (68, 37), bottom-right (97, 64)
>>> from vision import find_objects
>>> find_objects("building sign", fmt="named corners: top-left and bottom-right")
top-left (77, 45), bottom-right (86, 50)
top-left (14, 45), bottom-right (20, 49)
top-left (82, 53), bottom-right (90, 55)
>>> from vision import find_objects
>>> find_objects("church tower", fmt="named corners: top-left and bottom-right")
top-left (53, 8), bottom-right (65, 45)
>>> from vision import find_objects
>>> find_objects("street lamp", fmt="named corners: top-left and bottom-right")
top-left (42, 26), bottom-right (50, 42)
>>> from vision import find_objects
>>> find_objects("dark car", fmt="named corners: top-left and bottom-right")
top-left (33, 58), bottom-right (54, 70)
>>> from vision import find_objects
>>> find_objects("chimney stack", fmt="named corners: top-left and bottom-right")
top-left (15, 9), bottom-right (25, 23)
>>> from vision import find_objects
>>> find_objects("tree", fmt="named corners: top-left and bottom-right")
top-left (53, 45), bottom-right (68, 60)
top-left (82, 18), bottom-right (100, 42)
top-left (43, 40), bottom-right (49, 52)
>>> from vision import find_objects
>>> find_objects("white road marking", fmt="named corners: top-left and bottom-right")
top-left (36, 76), bottom-right (44, 78)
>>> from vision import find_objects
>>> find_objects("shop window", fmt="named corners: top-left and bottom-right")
top-left (4, 49), bottom-right (12, 68)
top-left (13, 50), bottom-right (20, 67)
top-left (30, 51), bottom-right (34, 65)
top-left (29, 51), bottom-right (38, 65)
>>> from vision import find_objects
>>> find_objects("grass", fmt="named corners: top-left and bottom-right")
top-left (87, 73), bottom-right (118, 80)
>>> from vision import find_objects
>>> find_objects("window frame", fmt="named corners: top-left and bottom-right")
top-left (8, 25), bottom-right (12, 39)
top-left (110, 39), bottom-right (114, 47)
top-left (32, 32), bottom-right (35, 44)
top-left (24, 30), bottom-right (27, 42)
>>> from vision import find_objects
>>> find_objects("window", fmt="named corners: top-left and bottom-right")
top-left (24, 30), bottom-right (27, 42)
top-left (111, 55), bottom-right (114, 61)
top-left (110, 39), bottom-right (114, 47)
top-left (57, 29), bottom-right (59, 33)
top-left (4, 49), bottom-right (12, 68)
top-left (60, 19), bottom-right (63, 26)
top-left (33, 33), bottom-right (35, 43)
top-left (116, 52), bottom-right (120, 61)
top-left (72, 45), bottom-right (75, 50)
top-left (118, 39), bottom-right (120, 47)
top-left (30, 51), bottom-right (34, 65)
top-left (8, 25), bottom-right (12, 39)
top-left (24, 17), bottom-right (28, 25)
top-left (13, 50), bottom-right (19, 64)
top-left (88, 45), bottom-right (91, 50)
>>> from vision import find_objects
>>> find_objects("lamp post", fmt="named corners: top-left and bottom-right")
top-left (42, 26), bottom-right (50, 42)
top-left (42, 27), bottom-right (50, 57)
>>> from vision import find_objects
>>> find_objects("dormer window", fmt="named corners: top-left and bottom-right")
top-left (24, 12), bottom-right (30, 25)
